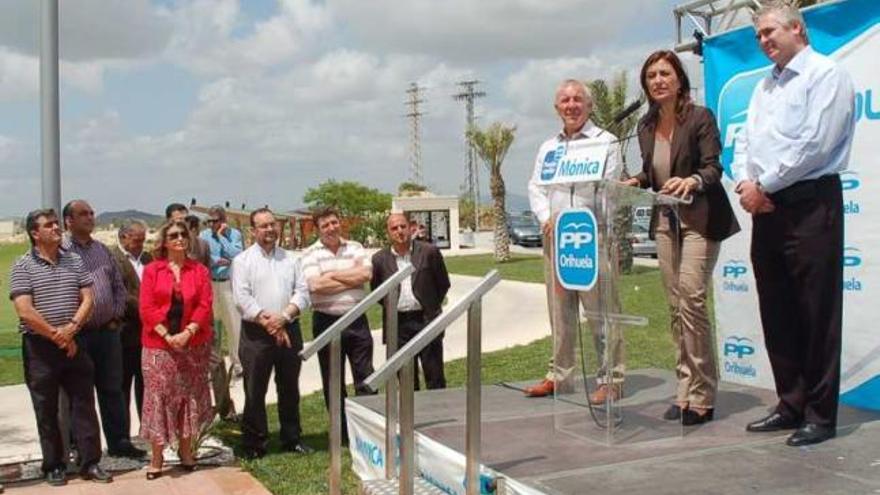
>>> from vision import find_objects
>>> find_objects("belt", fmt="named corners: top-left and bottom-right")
top-left (212, 278), bottom-right (229, 282)
top-left (769, 174), bottom-right (838, 207)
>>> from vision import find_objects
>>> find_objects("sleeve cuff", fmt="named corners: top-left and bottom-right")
top-left (758, 171), bottom-right (784, 194)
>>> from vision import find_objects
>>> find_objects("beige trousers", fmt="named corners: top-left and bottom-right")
top-left (212, 280), bottom-right (242, 370)
top-left (655, 213), bottom-right (720, 409)
top-left (542, 232), bottom-right (625, 385)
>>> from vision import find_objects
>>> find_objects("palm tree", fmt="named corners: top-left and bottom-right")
top-left (467, 122), bottom-right (516, 262)
top-left (588, 73), bottom-right (642, 273)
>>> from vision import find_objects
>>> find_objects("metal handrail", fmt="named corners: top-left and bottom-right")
top-left (364, 269), bottom-right (502, 495)
top-left (364, 270), bottom-right (500, 390)
top-left (298, 263), bottom-right (414, 495)
top-left (300, 264), bottom-right (414, 361)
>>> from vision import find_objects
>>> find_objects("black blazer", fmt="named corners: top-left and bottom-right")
top-left (634, 104), bottom-right (740, 242)
top-left (371, 240), bottom-right (451, 342)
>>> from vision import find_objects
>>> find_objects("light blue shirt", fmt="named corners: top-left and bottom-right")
top-left (200, 227), bottom-right (243, 280)
top-left (732, 46), bottom-right (856, 194)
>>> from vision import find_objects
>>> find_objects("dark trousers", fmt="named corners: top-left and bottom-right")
top-left (313, 312), bottom-right (376, 441)
top-left (121, 344), bottom-right (143, 432)
top-left (239, 320), bottom-right (303, 452)
top-left (22, 334), bottom-right (101, 472)
top-left (751, 175), bottom-right (843, 427)
top-left (399, 311), bottom-right (446, 390)
top-left (77, 328), bottom-right (131, 449)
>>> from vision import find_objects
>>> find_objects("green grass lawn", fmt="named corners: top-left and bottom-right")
top-left (0, 243), bottom-right (27, 385)
top-left (214, 253), bottom-right (678, 494)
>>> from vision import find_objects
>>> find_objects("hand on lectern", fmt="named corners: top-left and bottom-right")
top-left (542, 217), bottom-right (554, 237)
top-left (660, 176), bottom-right (698, 198)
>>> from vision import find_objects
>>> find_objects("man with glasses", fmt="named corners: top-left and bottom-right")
top-left (199, 205), bottom-right (244, 377)
top-left (63, 200), bottom-right (145, 459)
top-left (11, 208), bottom-right (111, 485)
top-left (232, 208), bottom-right (313, 459)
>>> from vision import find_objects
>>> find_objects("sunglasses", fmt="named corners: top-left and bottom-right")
top-left (166, 231), bottom-right (189, 241)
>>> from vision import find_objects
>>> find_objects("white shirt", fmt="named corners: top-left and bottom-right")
top-left (732, 46), bottom-right (856, 193)
top-left (392, 243), bottom-right (422, 312)
top-left (301, 238), bottom-right (371, 315)
top-left (231, 244), bottom-right (310, 322)
top-left (527, 121), bottom-right (622, 224)
top-left (121, 247), bottom-right (145, 281)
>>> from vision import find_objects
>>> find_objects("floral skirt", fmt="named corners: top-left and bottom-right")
top-left (140, 342), bottom-right (213, 445)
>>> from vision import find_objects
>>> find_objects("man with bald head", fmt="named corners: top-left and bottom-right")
top-left (372, 212), bottom-right (450, 390)
top-left (525, 79), bottom-right (625, 401)
top-left (62, 200), bottom-right (144, 459)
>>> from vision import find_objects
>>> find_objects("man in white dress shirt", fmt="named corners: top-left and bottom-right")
top-left (525, 79), bottom-right (625, 403)
top-left (232, 208), bottom-right (313, 458)
top-left (733, 1), bottom-right (856, 446)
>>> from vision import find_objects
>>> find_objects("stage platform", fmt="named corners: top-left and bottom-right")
top-left (349, 369), bottom-right (880, 495)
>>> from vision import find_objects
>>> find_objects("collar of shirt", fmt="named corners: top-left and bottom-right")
top-left (391, 240), bottom-right (414, 258)
top-left (318, 238), bottom-right (350, 253)
top-left (557, 120), bottom-right (600, 141)
top-left (773, 45), bottom-right (812, 82)
top-left (29, 247), bottom-right (63, 266)
top-left (120, 246), bottom-right (143, 263)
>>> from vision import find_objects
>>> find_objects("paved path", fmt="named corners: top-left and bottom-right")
top-left (6, 466), bottom-right (271, 494)
top-left (0, 274), bottom-right (550, 466)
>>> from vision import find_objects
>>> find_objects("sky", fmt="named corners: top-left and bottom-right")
top-left (0, 0), bottom-right (702, 217)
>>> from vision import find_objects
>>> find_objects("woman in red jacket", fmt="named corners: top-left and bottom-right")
top-left (139, 220), bottom-right (213, 479)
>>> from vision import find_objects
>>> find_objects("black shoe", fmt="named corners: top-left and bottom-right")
top-left (282, 442), bottom-right (315, 455)
top-left (786, 423), bottom-right (836, 447)
top-left (746, 412), bottom-right (800, 432)
top-left (45, 467), bottom-right (67, 487)
top-left (81, 464), bottom-right (113, 483)
top-left (107, 442), bottom-right (147, 459)
top-left (662, 404), bottom-right (682, 421)
top-left (240, 448), bottom-right (266, 460)
top-left (681, 408), bottom-right (714, 426)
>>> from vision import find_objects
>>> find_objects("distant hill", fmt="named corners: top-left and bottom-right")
top-left (96, 210), bottom-right (164, 228)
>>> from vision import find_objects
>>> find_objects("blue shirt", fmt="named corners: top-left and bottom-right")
top-left (732, 46), bottom-right (856, 193)
top-left (200, 227), bottom-right (244, 280)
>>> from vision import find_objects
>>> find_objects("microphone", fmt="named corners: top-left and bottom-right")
top-left (612, 98), bottom-right (644, 125)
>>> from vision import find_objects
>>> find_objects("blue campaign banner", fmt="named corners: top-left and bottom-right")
top-left (705, 0), bottom-right (880, 411)
top-left (554, 208), bottom-right (598, 291)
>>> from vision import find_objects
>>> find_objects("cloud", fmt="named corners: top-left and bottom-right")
top-left (330, 0), bottom-right (678, 63)
top-left (0, 48), bottom-right (38, 101)
top-left (0, 0), bottom-right (172, 61)
top-left (163, 0), bottom-right (334, 77)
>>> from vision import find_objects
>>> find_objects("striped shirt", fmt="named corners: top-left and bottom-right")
top-left (63, 236), bottom-right (126, 329)
top-left (301, 238), bottom-right (370, 315)
top-left (9, 249), bottom-right (93, 334)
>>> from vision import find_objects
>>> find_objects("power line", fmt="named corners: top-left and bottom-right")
top-left (404, 82), bottom-right (425, 186)
top-left (453, 80), bottom-right (486, 230)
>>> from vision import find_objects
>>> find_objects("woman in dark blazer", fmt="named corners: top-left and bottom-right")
top-left (623, 50), bottom-right (739, 425)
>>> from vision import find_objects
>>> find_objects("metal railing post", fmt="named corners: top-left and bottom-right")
top-left (329, 335), bottom-right (342, 495)
top-left (465, 299), bottom-right (482, 495)
top-left (384, 287), bottom-right (400, 480)
top-left (399, 359), bottom-right (416, 495)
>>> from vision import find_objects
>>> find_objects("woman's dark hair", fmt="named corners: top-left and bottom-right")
top-left (639, 50), bottom-right (692, 125)
top-left (152, 220), bottom-right (190, 259)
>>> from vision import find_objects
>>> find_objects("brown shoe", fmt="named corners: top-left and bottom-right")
top-left (524, 379), bottom-right (556, 397)
top-left (588, 384), bottom-right (622, 405)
